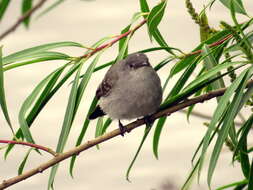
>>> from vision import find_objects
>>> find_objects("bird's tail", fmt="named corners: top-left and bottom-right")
top-left (88, 105), bottom-right (106, 120)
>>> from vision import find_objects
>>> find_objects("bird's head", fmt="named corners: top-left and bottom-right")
top-left (124, 53), bottom-right (151, 69)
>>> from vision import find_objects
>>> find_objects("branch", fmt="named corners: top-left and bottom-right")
top-left (1, 79), bottom-right (252, 189)
top-left (0, 0), bottom-right (48, 41)
top-left (0, 140), bottom-right (57, 156)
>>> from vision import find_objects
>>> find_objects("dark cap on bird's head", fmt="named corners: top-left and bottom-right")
top-left (125, 53), bottom-right (150, 69)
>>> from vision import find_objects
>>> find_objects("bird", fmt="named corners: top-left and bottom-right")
top-left (89, 53), bottom-right (162, 136)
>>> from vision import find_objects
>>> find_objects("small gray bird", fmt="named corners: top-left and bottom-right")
top-left (89, 53), bottom-right (162, 135)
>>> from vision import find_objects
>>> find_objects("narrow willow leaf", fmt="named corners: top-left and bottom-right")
top-left (219, 0), bottom-right (247, 15)
top-left (0, 46), bottom-right (13, 130)
top-left (5, 64), bottom-right (71, 159)
top-left (170, 29), bottom-right (231, 77)
top-left (37, 0), bottom-right (65, 19)
top-left (18, 66), bottom-right (64, 143)
top-left (95, 117), bottom-right (103, 149)
top-left (139, 46), bottom-right (183, 55)
top-left (153, 116), bottom-right (166, 159)
top-left (215, 179), bottom-right (248, 190)
top-left (118, 25), bottom-right (130, 56)
top-left (126, 125), bottom-right (152, 181)
top-left (139, 0), bottom-right (150, 15)
top-left (22, 0), bottom-right (32, 28)
top-left (0, 0), bottom-right (10, 21)
top-left (100, 118), bottom-right (112, 135)
top-left (181, 159), bottom-right (200, 190)
top-left (147, 1), bottom-right (167, 40)
top-left (183, 61), bottom-right (246, 92)
top-left (161, 64), bottom-right (244, 110)
top-left (3, 41), bottom-right (83, 65)
top-left (48, 60), bottom-right (84, 189)
top-left (153, 61), bottom-right (197, 158)
top-left (248, 157), bottom-right (253, 189)
top-left (4, 52), bottom-right (70, 71)
top-left (198, 68), bottom-right (250, 181)
top-left (207, 68), bottom-right (253, 186)
top-left (152, 29), bottom-right (173, 54)
top-left (154, 57), bottom-right (174, 71)
top-left (69, 97), bottom-right (98, 176)
top-left (18, 148), bottom-right (33, 175)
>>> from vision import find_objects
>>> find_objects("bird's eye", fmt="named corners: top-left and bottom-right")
top-left (129, 63), bottom-right (134, 68)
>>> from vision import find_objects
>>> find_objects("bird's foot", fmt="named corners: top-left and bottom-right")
top-left (143, 115), bottom-right (154, 127)
top-left (118, 120), bottom-right (130, 137)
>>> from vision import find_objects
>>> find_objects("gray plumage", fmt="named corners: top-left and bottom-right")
top-left (89, 53), bottom-right (162, 120)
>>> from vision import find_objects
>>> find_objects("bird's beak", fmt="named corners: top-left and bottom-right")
top-left (141, 62), bottom-right (150, 67)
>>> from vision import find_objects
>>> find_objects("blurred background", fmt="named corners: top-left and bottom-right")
top-left (0, 0), bottom-right (252, 189)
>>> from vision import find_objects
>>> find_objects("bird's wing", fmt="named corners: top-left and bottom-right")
top-left (95, 64), bottom-right (119, 99)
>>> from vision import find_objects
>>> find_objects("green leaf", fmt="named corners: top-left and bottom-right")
top-left (22, 0), bottom-right (32, 28)
top-left (183, 61), bottom-right (245, 92)
top-left (215, 179), bottom-right (248, 190)
top-left (18, 66), bottom-right (65, 144)
top-left (235, 115), bottom-right (253, 178)
top-left (4, 51), bottom-right (70, 71)
top-left (198, 68), bottom-right (250, 182)
top-left (126, 125), bottom-right (152, 181)
top-left (207, 68), bottom-right (253, 186)
top-left (69, 97), bottom-right (98, 177)
top-left (147, 1), bottom-right (167, 40)
top-left (0, 0), bottom-right (10, 21)
top-left (5, 64), bottom-right (69, 159)
top-left (118, 25), bottom-right (130, 56)
top-left (3, 41), bottom-right (83, 65)
top-left (37, 0), bottom-right (65, 19)
top-left (95, 117), bottom-right (103, 149)
top-left (18, 148), bottom-right (33, 175)
top-left (219, 0), bottom-right (247, 15)
top-left (248, 157), bottom-right (253, 189)
top-left (100, 118), bottom-right (112, 135)
top-left (48, 60), bottom-right (84, 189)
top-left (153, 116), bottom-right (166, 159)
top-left (170, 29), bottom-right (232, 77)
top-left (0, 46), bottom-right (13, 130)
top-left (139, 0), bottom-right (150, 15)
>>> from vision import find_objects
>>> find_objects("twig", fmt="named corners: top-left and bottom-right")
top-left (79, 19), bottom-right (147, 59)
top-left (0, 79), bottom-right (252, 189)
top-left (0, 140), bottom-right (57, 156)
top-left (0, 0), bottom-right (48, 41)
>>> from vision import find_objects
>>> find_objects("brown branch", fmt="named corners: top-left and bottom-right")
top-left (0, 0), bottom-right (48, 41)
top-left (79, 19), bottom-right (147, 59)
top-left (1, 79), bottom-right (252, 189)
top-left (0, 140), bottom-right (57, 156)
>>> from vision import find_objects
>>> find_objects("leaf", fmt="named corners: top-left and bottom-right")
top-left (153, 116), bottom-right (166, 159)
top-left (126, 125), bottom-right (152, 181)
top-left (3, 41), bottom-right (83, 65)
top-left (95, 117), bottom-right (103, 149)
top-left (22, 0), bottom-right (32, 28)
top-left (219, 0), bottom-right (247, 15)
top-left (0, 46), bottom-right (13, 130)
top-left (69, 97), bottom-right (98, 177)
top-left (139, 0), bottom-right (150, 15)
top-left (18, 148), bottom-right (33, 175)
top-left (249, 157), bottom-right (253, 189)
top-left (207, 68), bottom-right (253, 186)
top-left (48, 60), bottom-right (84, 189)
top-left (4, 51), bottom-right (70, 71)
top-left (169, 29), bottom-right (231, 77)
top-left (0, 0), bottom-right (10, 21)
top-left (5, 64), bottom-right (70, 159)
top-left (147, 1), bottom-right (167, 40)
top-left (198, 68), bottom-right (250, 181)
top-left (37, 0), bottom-right (65, 19)
top-left (18, 66), bottom-right (65, 144)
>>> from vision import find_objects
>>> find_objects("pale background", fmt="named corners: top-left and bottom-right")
top-left (0, 0), bottom-right (252, 190)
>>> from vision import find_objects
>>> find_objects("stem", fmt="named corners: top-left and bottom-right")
top-left (0, 140), bottom-right (57, 156)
